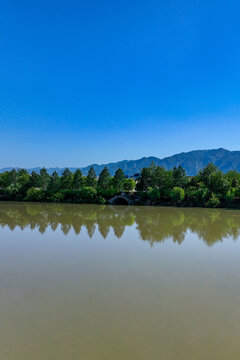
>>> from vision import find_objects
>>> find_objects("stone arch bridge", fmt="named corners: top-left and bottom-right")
top-left (109, 194), bottom-right (133, 206)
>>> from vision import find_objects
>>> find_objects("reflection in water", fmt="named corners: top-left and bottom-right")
top-left (1, 202), bottom-right (240, 360)
top-left (0, 202), bottom-right (240, 246)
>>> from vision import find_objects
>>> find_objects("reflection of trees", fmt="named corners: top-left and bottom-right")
top-left (135, 207), bottom-right (240, 247)
top-left (188, 209), bottom-right (240, 246)
top-left (0, 203), bottom-right (240, 246)
top-left (98, 223), bottom-right (110, 239)
top-left (0, 203), bottom-right (136, 240)
top-left (135, 208), bottom-right (187, 245)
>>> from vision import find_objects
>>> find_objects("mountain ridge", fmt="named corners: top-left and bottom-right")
top-left (1, 148), bottom-right (240, 176)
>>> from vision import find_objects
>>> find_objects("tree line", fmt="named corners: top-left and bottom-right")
top-left (0, 163), bottom-right (240, 208)
top-left (136, 163), bottom-right (240, 208)
top-left (0, 166), bottom-right (135, 203)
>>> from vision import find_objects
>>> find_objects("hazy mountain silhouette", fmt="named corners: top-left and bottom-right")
top-left (1, 148), bottom-right (240, 176)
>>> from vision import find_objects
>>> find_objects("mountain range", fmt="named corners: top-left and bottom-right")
top-left (1, 148), bottom-right (240, 176)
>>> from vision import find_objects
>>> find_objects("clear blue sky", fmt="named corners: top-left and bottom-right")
top-left (0, 0), bottom-right (240, 168)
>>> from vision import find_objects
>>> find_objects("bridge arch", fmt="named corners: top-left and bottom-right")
top-left (109, 195), bottom-right (133, 206)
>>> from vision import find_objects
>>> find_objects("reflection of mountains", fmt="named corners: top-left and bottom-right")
top-left (0, 203), bottom-right (240, 246)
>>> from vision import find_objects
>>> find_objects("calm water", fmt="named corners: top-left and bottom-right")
top-left (1, 202), bottom-right (240, 360)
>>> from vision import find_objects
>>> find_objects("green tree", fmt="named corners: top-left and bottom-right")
top-left (17, 169), bottom-right (28, 176)
top-left (123, 178), bottom-right (136, 192)
top-left (50, 191), bottom-right (64, 202)
top-left (25, 187), bottom-right (44, 201)
top-left (17, 173), bottom-right (31, 196)
top-left (225, 188), bottom-right (236, 205)
top-left (113, 168), bottom-right (125, 191)
top-left (98, 167), bottom-right (111, 190)
top-left (30, 171), bottom-right (40, 188)
top-left (197, 164), bottom-right (228, 196)
top-left (186, 185), bottom-right (208, 206)
top-left (208, 171), bottom-right (228, 195)
top-left (9, 169), bottom-right (17, 185)
top-left (206, 193), bottom-right (220, 208)
top-left (48, 171), bottom-right (60, 192)
top-left (6, 183), bottom-right (21, 198)
top-left (147, 187), bottom-right (161, 202)
top-left (79, 186), bottom-right (97, 202)
top-left (152, 166), bottom-right (173, 198)
top-left (197, 163), bottom-right (218, 184)
top-left (39, 168), bottom-right (50, 191)
top-left (225, 170), bottom-right (240, 188)
top-left (86, 167), bottom-right (97, 187)
top-left (72, 169), bottom-right (84, 190)
top-left (61, 168), bottom-right (72, 189)
top-left (136, 167), bottom-right (153, 191)
top-left (172, 166), bottom-right (188, 188)
top-left (170, 187), bottom-right (185, 203)
top-left (0, 171), bottom-right (13, 188)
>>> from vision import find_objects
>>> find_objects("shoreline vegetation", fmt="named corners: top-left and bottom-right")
top-left (0, 163), bottom-right (240, 208)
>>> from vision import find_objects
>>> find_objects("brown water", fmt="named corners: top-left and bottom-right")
top-left (1, 202), bottom-right (240, 360)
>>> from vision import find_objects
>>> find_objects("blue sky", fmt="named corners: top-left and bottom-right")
top-left (0, 0), bottom-right (240, 167)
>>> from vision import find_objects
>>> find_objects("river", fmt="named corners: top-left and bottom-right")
top-left (0, 202), bottom-right (240, 359)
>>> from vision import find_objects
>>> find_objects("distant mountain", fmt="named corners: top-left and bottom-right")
top-left (1, 148), bottom-right (240, 176)
top-left (79, 148), bottom-right (240, 176)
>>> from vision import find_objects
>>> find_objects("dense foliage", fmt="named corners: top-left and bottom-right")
top-left (0, 163), bottom-right (240, 207)
top-left (136, 163), bottom-right (240, 208)
top-left (0, 166), bottom-right (135, 204)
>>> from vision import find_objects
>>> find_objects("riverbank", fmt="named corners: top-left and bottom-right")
top-left (0, 195), bottom-right (240, 209)
top-left (1, 163), bottom-right (240, 208)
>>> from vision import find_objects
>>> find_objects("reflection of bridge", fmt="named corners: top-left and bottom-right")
top-left (109, 194), bottom-right (133, 205)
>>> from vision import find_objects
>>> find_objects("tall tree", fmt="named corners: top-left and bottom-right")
top-left (225, 170), bottom-right (240, 188)
top-left (113, 168), bottom-right (125, 191)
top-left (61, 168), bottom-right (72, 189)
top-left (197, 164), bottom-right (227, 194)
top-left (9, 169), bottom-right (17, 185)
top-left (30, 171), bottom-right (40, 188)
top-left (136, 167), bottom-right (153, 192)
top-left (172, 166), bottom-right (188, 188)
top-left (98, 167), bottom-right (111, 190)
top-left (48, 171), bottom-right (60, 192)
top-left (72, 169), bottom-right (84, 190)
top-left (86, 167), bottom-right (97, 187)
top-left (39, 168), bottom-right (50, 191)
top-left (17, 169), bottom-right (28, 176)
top-left (197, 163), bottom-right (218, 185)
